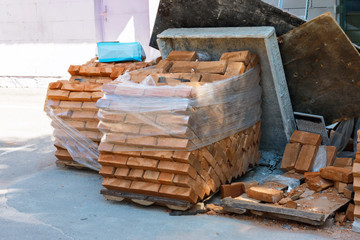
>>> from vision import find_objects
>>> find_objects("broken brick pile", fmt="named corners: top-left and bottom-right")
top-left (45, 59), bottom-right (154, 167)
top-left (96, 50), bottom-right (262, 206)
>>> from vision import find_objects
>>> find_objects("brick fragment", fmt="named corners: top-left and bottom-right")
top-left (247, 186), bottom-right (283, 203)
top-left (102, 178), bottom-right (131, 191)
top-left (280, 143), bottom-right (301, 171)
top-left (320, 166), bottom-right (353, 183)
top-left (49, 81), bottom-right (63, 89)
top-left (290, 130), bottom-right (322, 146)
top-left (295, 145), bottom-right (318, 173)
top-left (333, 158), bottom-right (353, 167)
top-left (98, 153), bottom-right (128, 167)
top-left (166, 51), bottom-right (198, 61)
top-left (130, 181), bottom-right (161, 195)
top-left (69, 92), bottom-right (92, 101)
top-left (306, 176), bottom-right (333, 192)
top-left (99, 166), bottom-right (115, 177)
top-left (47, 90), bottom-right (70, 100)
top-left (220, 51), bottom-right (251, 65)
top-left (325, 146), bottom-right (337, 166)
top-left (346, 203), bottom-right (355, 221)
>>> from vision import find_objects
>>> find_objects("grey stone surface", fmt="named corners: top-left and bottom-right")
top-left (157, 27), bottom-right (296, 152)
top-left (311, 0), bottom-right (336, 8)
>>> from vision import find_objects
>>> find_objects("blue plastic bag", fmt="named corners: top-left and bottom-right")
top-left (97, 42), bottom-right (146, 63)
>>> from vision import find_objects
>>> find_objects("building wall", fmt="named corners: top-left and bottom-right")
top-left (263, 0), bottom-right (337, 20)
top-left (0, 0), bottom-right (96, 43)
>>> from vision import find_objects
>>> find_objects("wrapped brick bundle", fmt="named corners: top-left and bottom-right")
top-left (96, 51), bottom-right (263, 208)
top-left (45, 58), bottom-right (154, 170)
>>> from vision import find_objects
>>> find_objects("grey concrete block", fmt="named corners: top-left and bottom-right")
top-left (308, 7), bottom-right (334, 20)
top-left (311, 0), bottom-right (336, 8)
top-left (282, 0), bottom-right (307, 9)
top-left (157, 27), bottom-right (296, 151)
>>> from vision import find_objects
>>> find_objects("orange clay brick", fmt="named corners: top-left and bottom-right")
top-left (85, 120), bottom-right (99, 131)
top-left (114, 86), bottom-right (144, 96)
top-left (141, 151), bottom-right (174, 160)
top-left (114, 167), bottom-right (130, 178)
top-left (169, 61), bottom-right (194, 73)
top-left (59, 101), bottom-right (83, 110)
top-left (126, 157), bottom-right (159, 170)
top-left (224, 61), bottom-right (246, 76)
top-left (100, 66), bottom-right (113, 77)
top-left (172, 174), bottom-right (194, 187)
top-left (156, 114), bottom-right (189, 126)
top-left (143, 88), bottom-right (176, 97)
top-left (290, 130), bottom-right (322, 146)
top-left (158, 172), bottom-right (174, 184)
top-left (47, 90), bottom-right (70, 100)
top-left (99, 166), bottom-right (115, 178)
top-left (157, 161), bottom-right (197, 179)
top-left (91, 92), bottom-right (104, 101)
top-left (200, 74), bottom-right (228, 83)
top-left (126, 136), bottom-right (157, 147)
top-left (158, 185), bottom-right (198, 203)
top-left (143, 170), bottom-right (160, 183)
top-left (295, 145), bottom-right (318, 173)
top-left (130, 181), bottom-right (161, 195)
top-left (61, 83), bottom-right (85, 92)
top-left (48, 81), bottom-right (63, 89)
top-left (68, 65), bottom-right (81, 76)
top-left (102, 133), bottom-right (127, 144)
top-left (128, 169), bottom-right (144, 181)
top-left (172, 151), bottom-right (191, 163)
top-left (166, 51), bottom-right (198, 61)
top-left (84, 84), bottom-right (102, 92)
top-left (98, 142), bottom-right (115, 153)
top-left (280, 143), bottom-right (301, 171)
top-left (81, 102), bottom-right (97, 111)
top-left (157, 137), bottom-right (189, 149)
top-left (194, 61), bottom-right (227, 74)
top-left (98, 153), bottom-right (128, 167)
top-left (71, 111), bottom-right (96, 120)
top-left (325, 145), bottom-right (337, 166)
top-left (69, 92), bottom-right (92, 101)
top-left (102, 178), bottom-right (131, 191)
top-left (220, 51), bottom-right (251, 65)
top-left (110, 67), bottom-right (125, 80)
top-left (155, 60), bottom-right (173, 72)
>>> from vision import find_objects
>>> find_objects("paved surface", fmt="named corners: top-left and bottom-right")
top-left (0, 88), bottom-right (332, 240)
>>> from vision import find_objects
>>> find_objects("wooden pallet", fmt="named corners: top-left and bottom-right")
top-left (55, 160), bottom-right (93, 171)
top-left (101, 188), bottom-right (193, 210)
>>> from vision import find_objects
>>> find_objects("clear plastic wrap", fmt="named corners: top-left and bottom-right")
top-left (96, 65), bottom-right (262, 151)
top-left (47, 105), bottom-right (101, 171)
top-left (312, 145), bottom-right (327, 172)
top-left (330, 118), bottom-right (354, 153)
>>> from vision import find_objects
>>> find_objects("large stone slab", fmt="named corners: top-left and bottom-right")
top-left (157, 27), bottom-right (296, 151)
top-left (150, 0), bottom-right (305, 49)
top-left (279, 13), bottom-right (360, 124)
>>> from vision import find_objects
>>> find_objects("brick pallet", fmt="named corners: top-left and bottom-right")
top-left (96, 50), bottom-right (262, 209)
top-left (45, 59), bottom-right (154, 169)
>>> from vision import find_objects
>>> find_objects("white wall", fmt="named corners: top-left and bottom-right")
top-left (0, 0), bottom-right (97, 77)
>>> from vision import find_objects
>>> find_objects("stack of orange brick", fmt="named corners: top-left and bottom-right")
top-left (353, 130), bottom-right (360, 219)
top-left (96, 50), bottom-right (262, 207)
top-left (45, 59), bottom-right (154, 169)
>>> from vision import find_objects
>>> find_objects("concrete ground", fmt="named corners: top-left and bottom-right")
top-left (0, 88), bottom-right (338, 240)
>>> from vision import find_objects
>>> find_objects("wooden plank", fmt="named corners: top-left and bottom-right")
top-left (279, 13), bottom-right (360, 124)
top-left (100, 188), bottom-right (192, 208)
top-left (221, 197), bottom-right (325, 222)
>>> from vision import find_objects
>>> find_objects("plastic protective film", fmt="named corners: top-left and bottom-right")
top-left (96, 65), bottom-right (262, 152)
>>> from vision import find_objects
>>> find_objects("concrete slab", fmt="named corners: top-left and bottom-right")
top-left (0, 88), bottom-right (335, 240)
top-left (157, 27), bottom-right (296, 151)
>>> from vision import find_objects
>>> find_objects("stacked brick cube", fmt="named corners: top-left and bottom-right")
top-left (96, 51), bottom-right (262, 205)
top-left (45, 59), bottom-right (154, 168)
